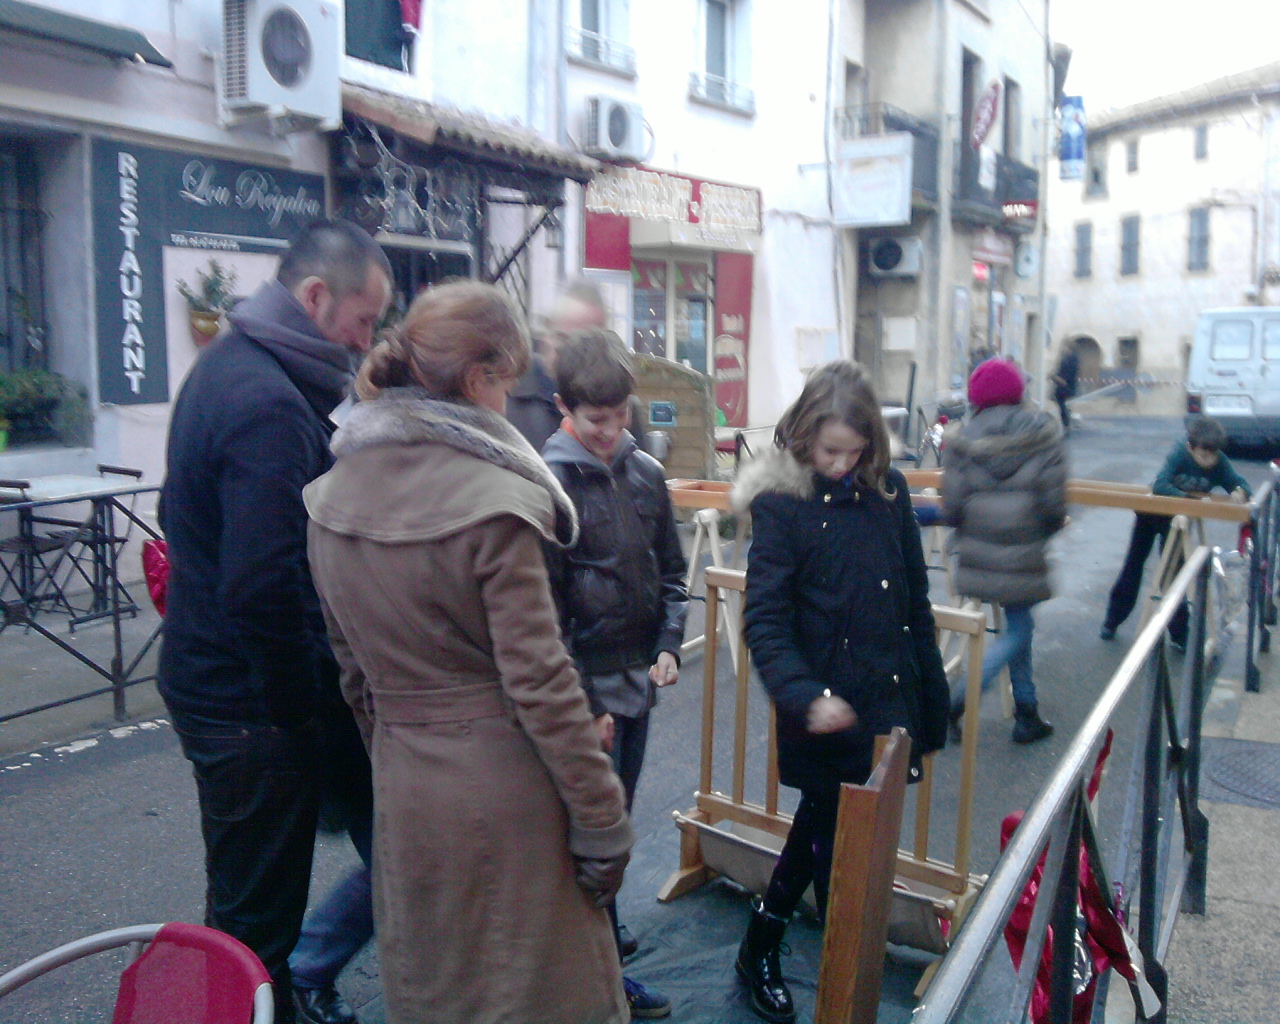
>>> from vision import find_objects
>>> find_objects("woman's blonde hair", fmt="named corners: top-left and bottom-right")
top-left (355, 280), bottom-right (530, 401)
top-left (773, 359), bottom-right (895, 498)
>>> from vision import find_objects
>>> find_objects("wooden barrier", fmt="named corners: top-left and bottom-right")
top-left (659, 568), bottom-right (991, 998)
top-left (814, 727), bottom-right (911, 1024)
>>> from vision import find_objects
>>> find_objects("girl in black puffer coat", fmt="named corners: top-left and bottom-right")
top-left (730, 361), bottom-right (950, 1024)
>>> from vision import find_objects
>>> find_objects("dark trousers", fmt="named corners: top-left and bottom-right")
top-left (1105, 513), bottom-right (1189, 643)
top-left (1056, 393), bottom-right (1072, 434)
top-left (171, 701), bottom-right (373, 1017)
top-left (762, 785), bottom-right (843, 921)
top-left (606, 712), bottom-right (650, 958)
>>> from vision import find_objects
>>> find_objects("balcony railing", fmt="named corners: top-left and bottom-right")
top-left (688, 73), bottom-right (756, 117)
top-left (952, 146), bottom-right (1041, 229)
top-left (566, 27), bottom-right (636, 78)
top-left (835, 102), bottom-right (940, 203)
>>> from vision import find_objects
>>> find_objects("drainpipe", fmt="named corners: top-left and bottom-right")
top-left (932, 0), bottom-right (952, 398)
top-left (1033, 0), bottom-right (1052, 405)
top-left (555, 0), bottom-right (568, 281)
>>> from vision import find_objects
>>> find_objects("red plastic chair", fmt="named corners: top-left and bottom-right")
top-left (0, 923), bottom-right (273, 1024)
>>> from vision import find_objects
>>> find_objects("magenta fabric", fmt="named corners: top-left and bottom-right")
top-left (968, 358), bottom-right (1026, 410)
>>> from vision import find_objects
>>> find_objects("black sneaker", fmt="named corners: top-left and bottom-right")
top-left (623, 977), bottom-right (672, 1019)
top-left (1099, 625), bottom-right (1116, 640)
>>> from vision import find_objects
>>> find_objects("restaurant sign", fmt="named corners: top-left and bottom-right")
top-left (586, 166), bottom-right (761, 250)
top-left (91, 140), bottom-right (324, 405)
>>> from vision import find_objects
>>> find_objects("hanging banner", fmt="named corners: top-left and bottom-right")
top-left (91, 140), bottom-right (324, 405)
top-left (713, 252), bottom-right (752, 428)
top-left (1059, 96), bottom-right (1086, 181)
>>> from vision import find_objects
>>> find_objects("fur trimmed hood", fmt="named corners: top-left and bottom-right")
top-left (731, 448), bottom-right (815, 513)
top-left (308, 388), bottom-right (578, 547)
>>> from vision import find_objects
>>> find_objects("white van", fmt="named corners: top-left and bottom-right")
top-left (1185, 307), bottom-right (1280, 444)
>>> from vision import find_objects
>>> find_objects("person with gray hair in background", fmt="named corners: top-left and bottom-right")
top-left (508, 279), bottom-right (651, 459)
top-left (159, 219), bottom-right (391, 1024)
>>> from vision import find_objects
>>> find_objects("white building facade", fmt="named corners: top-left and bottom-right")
top-left (1044, 62), bottom-right (1280, 393)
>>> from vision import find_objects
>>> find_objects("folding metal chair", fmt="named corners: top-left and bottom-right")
top-left (0, 922), bottom-right (274, 1024)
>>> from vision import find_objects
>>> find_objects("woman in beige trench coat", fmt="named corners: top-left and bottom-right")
top-left (303, 281), bottom-right (633, 1024)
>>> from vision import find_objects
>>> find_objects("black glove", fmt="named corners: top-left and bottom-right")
top-left (573, 852), bottom-right (630, 908)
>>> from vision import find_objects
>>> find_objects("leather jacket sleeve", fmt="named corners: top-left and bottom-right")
top-left (651, 486), bottom-right (689, 663)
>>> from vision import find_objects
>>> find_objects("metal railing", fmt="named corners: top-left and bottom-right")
top-left (834, 102), bottom-right (940, 202)
top-left (565, 27), bottom-right (636, 76)
top-left (914, 547), bottom-right (1215, 1023)
top-left (687, 73), bottom-right (756, 116)
top-left (1245, 472), bottom-right (1279, 691)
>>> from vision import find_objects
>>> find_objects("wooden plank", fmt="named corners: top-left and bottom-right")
top-left (732, 620), bottom-right (751, 805)
top-left (815, 728), bottom-right (912, 1024)
top-left (1065, 483), bottom-right (1250, 521)
top-left (696, 791), bottom-right (793, 838)
top-left (668, 479), bottom-right (733, 511)
top-left (705, 565), bottom-right (746, 592)
top-left (700, 584), bottom-right (720, 795)
top-left (893, 855), bottom-right (971, 894)
top-left (932, 604), bottom-right (986, 635)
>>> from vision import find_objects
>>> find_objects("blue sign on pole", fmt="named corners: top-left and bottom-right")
top-left (1059, 96), bottom-right (1086, 181)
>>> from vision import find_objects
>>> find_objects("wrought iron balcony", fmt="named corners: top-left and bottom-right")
top-left (688, 73), bottom-right (756, 117)
top-left (952, 147), bottom-right (1042, 230)
top-left (835, 103), bottom-right (939, 203)
top-left (566, 27), bottom-right (636, 78)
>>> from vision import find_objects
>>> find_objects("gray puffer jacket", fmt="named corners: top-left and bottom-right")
top-left (941, 404), bottom-right (1067, 606)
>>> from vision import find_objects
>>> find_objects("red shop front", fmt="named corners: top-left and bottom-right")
top-left (582, 165), bottom-right (761, 428)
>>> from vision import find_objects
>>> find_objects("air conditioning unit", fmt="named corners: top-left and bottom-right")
top-left (866, 236), bottom-right (924, 278)
top-left (582, 96), bottom-right (647, 162)
top-left (220, 0), bottom-right (342, 132)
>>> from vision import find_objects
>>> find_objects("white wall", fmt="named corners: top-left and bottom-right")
top-left (1046, 105), bottom-right (1273, 378)
top-left (563, 0), bottom-right (857, 426)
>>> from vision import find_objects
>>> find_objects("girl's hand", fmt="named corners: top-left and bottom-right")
top-left (649, 652), bottom-right (679, 687)
top-left (594, 713), bottom-right (615, 753)
top-left (807, 694), bottom-right (857, 734)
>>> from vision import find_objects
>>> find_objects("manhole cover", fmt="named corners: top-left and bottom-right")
top-left (1203, 739), bottom-right (1280, 808)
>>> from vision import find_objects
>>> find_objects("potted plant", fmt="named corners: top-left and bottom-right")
top-left (176, 260), bottom-right (238, 344)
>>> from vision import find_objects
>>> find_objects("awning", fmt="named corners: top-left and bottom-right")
top-left (0, 0), bottom-right (172, 67)
top-left (342, 82), bottom-right (600, 184)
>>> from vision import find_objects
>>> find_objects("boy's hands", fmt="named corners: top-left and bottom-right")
top-left (594, 713), bottom-right (615, 753)
top-left (1231, 487), bottom-right (1249, 505)
top-left (649, 652), bottom-right (679, 688)
top-left (807, 693), bottom-right (857, 734)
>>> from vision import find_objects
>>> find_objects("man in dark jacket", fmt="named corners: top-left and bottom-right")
top-left (1050, 340), bottom-right (1080, 435)
top-left (158, 220), bottom-right (391, 1024)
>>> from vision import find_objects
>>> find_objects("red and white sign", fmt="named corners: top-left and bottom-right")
top-left (713, 252), bottom-right (752, 428)
top-left (970, 81), bottom-right (1002, 150)
top-left (972, 228), bottom-right (1014, 266)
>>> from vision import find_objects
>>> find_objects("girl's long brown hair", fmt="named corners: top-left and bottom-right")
top-left (773, 360), bottom-right (895, 498)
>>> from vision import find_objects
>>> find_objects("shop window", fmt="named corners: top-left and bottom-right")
top-left (1073, 221), bottom-right (1092, 279)
top-left (346, 0), bottom-right (410, 72)
top-left (0, 143), bottom-right (47, 373)
top-left (674, 263), bottom-right (711, 374)
top-left (1188, 205), bottom-right (1210, 272)
top-left (1120, 215), bottom-right (1140, 276)
top-left (1085, 143), bottom-right (1107, 198)
top-left (1194, 123), bottom-right (1208, 160)
top-left (1003, 76), bottom-right (1021, 161)
top-left (1126, 138), bottom-right (1138, 174)
top-left (632, 260), bottom-right (667, 358)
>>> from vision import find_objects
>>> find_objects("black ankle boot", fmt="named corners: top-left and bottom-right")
top-left (1012, 701), bottom-right (1054, 744)
top-left (736, 898), bottom-right (795, 1024)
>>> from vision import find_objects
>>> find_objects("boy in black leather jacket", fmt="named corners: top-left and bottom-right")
top-left (542, 328), bottom-right (688, 1019)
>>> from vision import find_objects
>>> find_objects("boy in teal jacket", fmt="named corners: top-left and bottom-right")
top-left (1101, 415), bottom-right (1250, 645)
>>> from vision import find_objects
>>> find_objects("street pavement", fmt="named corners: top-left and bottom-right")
top-left (1, 415), bottom-right (1277, 1022)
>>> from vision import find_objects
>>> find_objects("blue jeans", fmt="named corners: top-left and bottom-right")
top-left (979, 604), bottom-right (1037, 706)
top-left (289, 709), bottom-right (375, 993)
